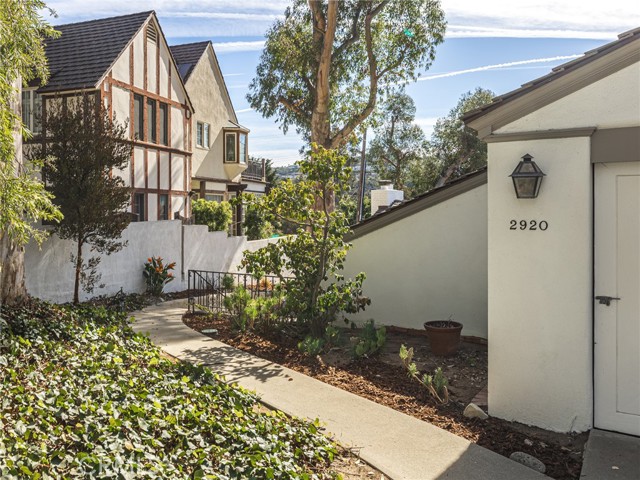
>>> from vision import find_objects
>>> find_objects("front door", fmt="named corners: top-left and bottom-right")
top-left (594, 161), bottom-right (640, 436)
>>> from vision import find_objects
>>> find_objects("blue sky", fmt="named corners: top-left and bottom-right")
top-left (44, 1), bottom-right (639, 165)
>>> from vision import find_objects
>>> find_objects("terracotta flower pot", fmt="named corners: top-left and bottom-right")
top-left (424, 320), bottom-right (463, 356)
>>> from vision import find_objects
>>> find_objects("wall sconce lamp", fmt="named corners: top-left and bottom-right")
top-left (510, 154), bottom-right (545, 198)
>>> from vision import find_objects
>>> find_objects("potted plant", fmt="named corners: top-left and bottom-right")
top-left (424, 315), bottom-right (463, 356)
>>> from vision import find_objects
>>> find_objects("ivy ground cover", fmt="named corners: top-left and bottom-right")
top-left (0, 301), bottom-right (337, 479)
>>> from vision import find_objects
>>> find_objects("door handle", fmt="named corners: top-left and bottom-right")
top-left (595, 295), bottom-right (621, 306)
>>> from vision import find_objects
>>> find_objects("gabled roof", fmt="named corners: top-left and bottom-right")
top-left (348, 168), bottom-right (487, 240)
top-left (170, 40), bottom-right (239, 123)
top-left (170, 41), bottom-right (210, 83)
top-left (37, 11), bottom-right (153, 93)
top-left (463, 27), bottom-right (640, 134)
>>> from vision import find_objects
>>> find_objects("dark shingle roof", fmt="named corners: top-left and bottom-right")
top-left (462, 26), bottom-right (640, 124)
top-left (37, 11), bottom-right (153, 93)
top-left (170, 42), bottom-right (210, 82)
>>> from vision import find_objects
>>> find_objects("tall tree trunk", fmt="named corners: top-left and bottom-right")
top-left (0, 78), bottom-right (28, 307)
top-left (73, 239), bottom-right (83, 304)
top-left (0, 236), bottom-right (26, 307)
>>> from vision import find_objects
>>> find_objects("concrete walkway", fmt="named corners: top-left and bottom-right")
top-left (580, 430), bottom-right (640, 479)
top-left (132, 300), bottom-right (549, 480)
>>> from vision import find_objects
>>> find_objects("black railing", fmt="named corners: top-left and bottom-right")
top-left (241, 159), bottom-right (265, 181)
top-left (187, 270), bottom-right (291, 316)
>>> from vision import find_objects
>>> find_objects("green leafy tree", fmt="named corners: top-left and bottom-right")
top-left (192, 199), bottom-right (233, 232)
top-left (367, 92), bottom-right (427, 193)
top-left (243, 199), bottom-right (274, 240)
top-left (241, 145), bottom-right (368, 337)
top-left (429, 88), bottom-right (495, 187)
top-left (247, 0), bottom-right (446, 150)
top-left (0, 0), bottom-right (62, 306)
top-left (31, 95), bottom-right (132, 304)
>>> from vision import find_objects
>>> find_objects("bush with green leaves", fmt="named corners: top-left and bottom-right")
top-left (352, 320), bottom-right (386, 359)
top-left (0, 300), bottom-right (338, 478)
top-left (399, 343), bottom-right (449, 404)
top-left (241, 195), bottom-right (274, 240)
top-left (241, 145), bottom-right (369, 337)
top-left (192, 198), bottom-right (233, 232)
top-left (223, 286), bottom-right (252, 332)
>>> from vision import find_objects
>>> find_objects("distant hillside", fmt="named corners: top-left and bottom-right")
top-left (273, 164), bottom-right (300, 180)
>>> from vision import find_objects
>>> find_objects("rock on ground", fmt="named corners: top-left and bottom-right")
top-left (509, 451), bottom-right (546, 474)
top-left (463, 403), bottom-right (489, 420)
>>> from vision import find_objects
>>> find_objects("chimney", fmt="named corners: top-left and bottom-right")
top-left (371, 180), bottom-right (404, 215)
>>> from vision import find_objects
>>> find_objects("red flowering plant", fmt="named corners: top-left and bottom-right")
top-left (143, 256), bottom-right (176, 296)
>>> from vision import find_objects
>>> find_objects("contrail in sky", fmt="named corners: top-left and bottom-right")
top-left (417, 54), bottom-right (582, 81)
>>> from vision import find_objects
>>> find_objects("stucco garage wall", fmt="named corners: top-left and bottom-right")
top-left (342, 184), bottom-right (488, 339)
top-left (24, 221), bottom-right (277, 304)
top-left (486, 137), bottom-right (592, 433)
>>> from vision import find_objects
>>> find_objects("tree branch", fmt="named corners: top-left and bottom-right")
top-left (278, 95), bottom-right (306, 117)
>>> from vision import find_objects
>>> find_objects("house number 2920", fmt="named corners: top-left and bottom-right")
top-left (509, 220), bottom-right (548, 231)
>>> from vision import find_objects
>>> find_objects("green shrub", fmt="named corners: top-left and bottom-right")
top-left (399, 344), bottom-right (449, 404)
top-left (243, 199), bottom-right (274, 240)
top-left (352, 320), bottom-right (386, 358)
top-left (223, 286), bottom-right (252, 332)
top-left (221, 274), bottom-right (235, 290)
top-left (192, 198), bottom-right (232, 232)
top-left (298, 335), bottom-right (325, 356)
top-left (0, 300), bottom-right (338, 478)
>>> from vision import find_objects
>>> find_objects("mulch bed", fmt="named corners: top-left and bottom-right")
top-left (183, 313), bottom-right (587, 480)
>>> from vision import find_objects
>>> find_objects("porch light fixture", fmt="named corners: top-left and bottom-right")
top-left (510, 154), bottom-right (545, 199)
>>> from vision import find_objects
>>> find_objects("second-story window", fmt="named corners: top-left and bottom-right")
top-left (196, 121), bottom-right (210, 148)
top-left (239, 133), bottom-right (247, 163)
top-left (21, 90), bottom-right (42, 135)
top-left (147, 98), bottom-right (157, 143)
top-left (133, 94), bottom-right (143, 140)
top-left (225, 132), bottom-right (236, 162)
top-left (159, 102), bottom-right (168, 145)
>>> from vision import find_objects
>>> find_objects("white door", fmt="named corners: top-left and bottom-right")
top-left (594, 161), bottom-right (640, 436)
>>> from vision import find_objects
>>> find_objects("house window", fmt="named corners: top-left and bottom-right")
top-left (159, 102), bottom-right (168, 145)
top-left (147, 98), bottom-right (157, 143)
top-left (133, 94), bottom-right (144, 140)
top-left (196, 122), bottom-right (203, 147)
top-left (21, 90), bottom-right (42, 135)
top-left (239, 133), bottom-right (247, 163)
top-left (196, 121), bottom-right (210, 148)
top-left (133, 193), bottom-right (146, 222)
top-left (225, 132), bottom-right (237, 162)
top-left (159, 194), bottom-right (169, 221)
top-left (205, 194), bottom-right (224, 203)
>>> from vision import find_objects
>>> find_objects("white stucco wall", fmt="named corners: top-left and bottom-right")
top-left (342, 184), bottom-right (488, 339)
top-left (24, 221), bottom-right (275, 304)
top-left (487, 138), bottom-right (593, 432)
top-left (499, 63), bottom-right (640, 134)
top-left (485, 58), bottom-right (640, 433)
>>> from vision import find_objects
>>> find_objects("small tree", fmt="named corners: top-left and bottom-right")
top-left (429, 88), bottom-right (495, 187)
top-left (241, 145), bottom-right (367, 337)
top-left (367, 92), bottom-right (428, 194)
top-left (32, 94), bottom-right (132, 303)
top-left (192, 199), bottom-right (233, 232)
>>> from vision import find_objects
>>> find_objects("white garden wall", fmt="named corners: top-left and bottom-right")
top-left (24, 221), bottom-right (279, 304)
top-left (342, 183), bottom-right (488, 339)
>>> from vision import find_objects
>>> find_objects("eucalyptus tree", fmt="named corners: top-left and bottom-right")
top-left (0, 0), bottom-right (62, 306)
top-left (247, 0), bottom-right (446, 150)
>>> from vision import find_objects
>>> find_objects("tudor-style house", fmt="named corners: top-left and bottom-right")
top-left (170, 40), bottom-right (267, 233)
top-left (23, 11), bottom-right (194, 222)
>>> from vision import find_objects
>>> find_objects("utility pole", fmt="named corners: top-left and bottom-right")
top-left (357, 129), bottom-right (367, 223)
